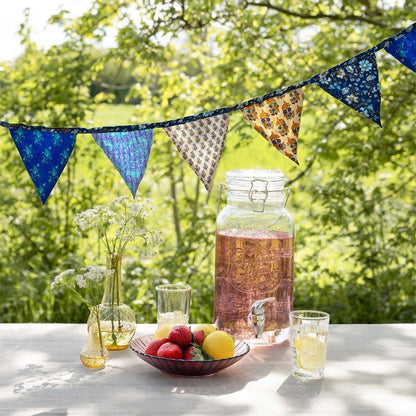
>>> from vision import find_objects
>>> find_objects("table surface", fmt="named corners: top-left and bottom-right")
top-left (0, 323), bottom-right (415, 416)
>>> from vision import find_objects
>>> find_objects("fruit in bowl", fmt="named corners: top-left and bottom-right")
top-left (130, 324), bottom-right (250, 376)
top-left (145, 324), bottom-right (235, 360)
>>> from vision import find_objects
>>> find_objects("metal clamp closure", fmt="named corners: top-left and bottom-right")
top-left (249, 179), bottom-right (269, 212)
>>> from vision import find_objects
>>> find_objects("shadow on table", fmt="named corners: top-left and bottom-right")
top-left (139, 344), bottom-right (280, 397)
top-left (33, 410), bottom-right (68, 416)
top-left (277, 375), bottom-right (323, 399)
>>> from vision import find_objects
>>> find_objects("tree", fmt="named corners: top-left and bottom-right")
top-left (0, 9), bottom-right (115, 322)
top-left (1, 1), bottom-right (415, 323)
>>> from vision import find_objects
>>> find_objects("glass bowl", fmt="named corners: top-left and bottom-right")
top-left (129, 334), bottom-right (250, 377)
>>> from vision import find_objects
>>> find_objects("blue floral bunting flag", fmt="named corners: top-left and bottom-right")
top-left (91, 130), bottom-right (153, 198)
top-left (9, 129), bottom-right (76, 204)
top-left (313, 51), bottom-right (382, 126)
top-left (385, 27), bottom-right (416, 73)
top-left (163, 114), bottom-right (229, 191)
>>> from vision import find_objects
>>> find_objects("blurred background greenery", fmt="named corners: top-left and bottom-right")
top-left (0, 1), bottom-right (415, 324)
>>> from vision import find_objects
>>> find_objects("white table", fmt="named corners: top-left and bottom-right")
top-left (0, 323), bottom-right (415, 415)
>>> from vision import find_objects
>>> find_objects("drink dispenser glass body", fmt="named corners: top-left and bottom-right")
top-left (214, 169), bottom-right (294, 344)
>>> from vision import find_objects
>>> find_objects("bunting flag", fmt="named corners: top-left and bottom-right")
top-left (385, 28), bottom-right (416, 73)
top-left (1, 23), bottom-right (415, 203)
top-left (163, 113), bottom-right (229, 190)
top-left (241, 89), bottom-right (304, 164)
top-left (91, 130), bottom-right (153, 198)
top-left (313, 51), bottom-right (382, 126)
top-left (9, 129), bottom-right (76, 204)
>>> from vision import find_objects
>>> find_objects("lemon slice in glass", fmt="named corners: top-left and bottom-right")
top-left (295, 334), bottom-right (327, 371)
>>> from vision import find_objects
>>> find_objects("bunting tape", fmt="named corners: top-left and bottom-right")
top-left (0, 22), bottom-right (415, 134)
top-left (2, 22), bottom-right (416, 203)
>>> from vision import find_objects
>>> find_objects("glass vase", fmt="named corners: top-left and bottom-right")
top-left (100, 253), bottom-right (136, 350)
top-left (80, 306), bottom-right (109, 368)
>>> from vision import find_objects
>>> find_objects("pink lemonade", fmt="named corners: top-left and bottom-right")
top-left (215, 229), bottom-right (294, 341)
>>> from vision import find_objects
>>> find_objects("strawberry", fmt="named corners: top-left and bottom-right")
top-left (192, 330), bottom-right (204, 346)
top-left (183, 345), bottom-right (205, 361)
top-left (157, 342), bottom-right (183, 359)
top-left (168, 325), bottom-right (192, 348)
top-left (144, 338), bottom-right (168, 356)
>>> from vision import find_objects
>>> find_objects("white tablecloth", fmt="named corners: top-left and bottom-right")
top-left (0, 323), bottom-right (415, 415)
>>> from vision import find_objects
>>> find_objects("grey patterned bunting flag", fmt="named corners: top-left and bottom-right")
top-left (163, 114), bottom-right (229, 191)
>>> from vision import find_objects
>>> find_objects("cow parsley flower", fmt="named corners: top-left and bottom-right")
top-left (73, 196), bottom-right (161, 256)
top-left (51, 266), bottom-right (105, 309)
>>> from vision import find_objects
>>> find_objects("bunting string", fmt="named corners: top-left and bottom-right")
top-left (1, 22), bottom-right (415, 134)
top-left (2, 22), bottom-right (415, 203)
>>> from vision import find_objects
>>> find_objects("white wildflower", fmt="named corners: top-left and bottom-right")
top-left (112, 196), bottom-right (129, 206)
top-left (83, 266), bottom-right (105, 283)
top-left (129, 202), bottom-right (140, 215)
top-left (51, 269), bottom-right (75, 289)
top-left (76, 274), bottom-right (87, 288)
top-left (51, 266), bottom-right (105, 309)
top-left (72, 195), bottom-right (160, 257)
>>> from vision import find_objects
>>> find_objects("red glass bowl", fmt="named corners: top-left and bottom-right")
top-left (129, 335), bottom-right (250, 377)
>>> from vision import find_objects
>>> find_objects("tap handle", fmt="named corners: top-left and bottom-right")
top-left (248, 297), bottom-right (276, 338)
top-left (251, 297), bottom-right (276, 314)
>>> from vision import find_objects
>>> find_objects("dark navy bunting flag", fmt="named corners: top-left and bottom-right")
top-left (313, 51), bottom-right (382, 126)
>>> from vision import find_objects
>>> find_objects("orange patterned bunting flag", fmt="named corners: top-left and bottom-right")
top-left (241, 88), bottom-right (304, 164)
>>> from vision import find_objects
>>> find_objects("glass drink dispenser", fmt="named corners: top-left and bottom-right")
top-left (214, 169), bottom-right (294, 345)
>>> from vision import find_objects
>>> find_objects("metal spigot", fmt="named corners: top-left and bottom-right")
top-left (248, 297), bottom-right (276, 339)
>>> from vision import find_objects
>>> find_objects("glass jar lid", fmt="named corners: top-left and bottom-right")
top-left (225, 169), bottom-right (286, 210)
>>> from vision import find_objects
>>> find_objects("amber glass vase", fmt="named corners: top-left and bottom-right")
top-left (99, 253), bottom-right (136, 350)
top-left (80, 306), bottom-right (109, 368)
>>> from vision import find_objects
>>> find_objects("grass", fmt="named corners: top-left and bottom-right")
top-left (92, 104), bottom-right (138, 126)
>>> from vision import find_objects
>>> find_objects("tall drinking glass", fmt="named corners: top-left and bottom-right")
top-left (156, 283), bottom-right (191, 329)
top-left (289, 310), bottom-right (330, 379)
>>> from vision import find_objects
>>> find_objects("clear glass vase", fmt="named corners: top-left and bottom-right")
top-left (100, 253), bottom-right (136, 350)
top-left (80, 306), bottom-right (109, 368)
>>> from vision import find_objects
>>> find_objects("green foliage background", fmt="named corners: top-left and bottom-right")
top-left (0, 1), bottom-right (415, 324)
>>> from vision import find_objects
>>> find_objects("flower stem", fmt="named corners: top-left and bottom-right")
top-left (93, 306), bottom-right (106, 357)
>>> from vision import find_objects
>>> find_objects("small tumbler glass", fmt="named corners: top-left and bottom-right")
top-left (289, 310), bottom-right (330, 380)
top-left (156, 283), bottom-right (191, 329)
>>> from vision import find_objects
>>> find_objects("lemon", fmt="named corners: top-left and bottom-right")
top-left (152, 325), bottom-right (174, 340)
top-left (193, 324), bottom-right (217, 338)
top-left (295, 335), bottom-right (326, 371)
top-left (202, 330), bottom-right (235, 359)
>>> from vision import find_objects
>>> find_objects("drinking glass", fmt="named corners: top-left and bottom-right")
top-left (289, 310), bottom-right (330, 379)
top-left (156, 283), bottom-right (191, 328)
